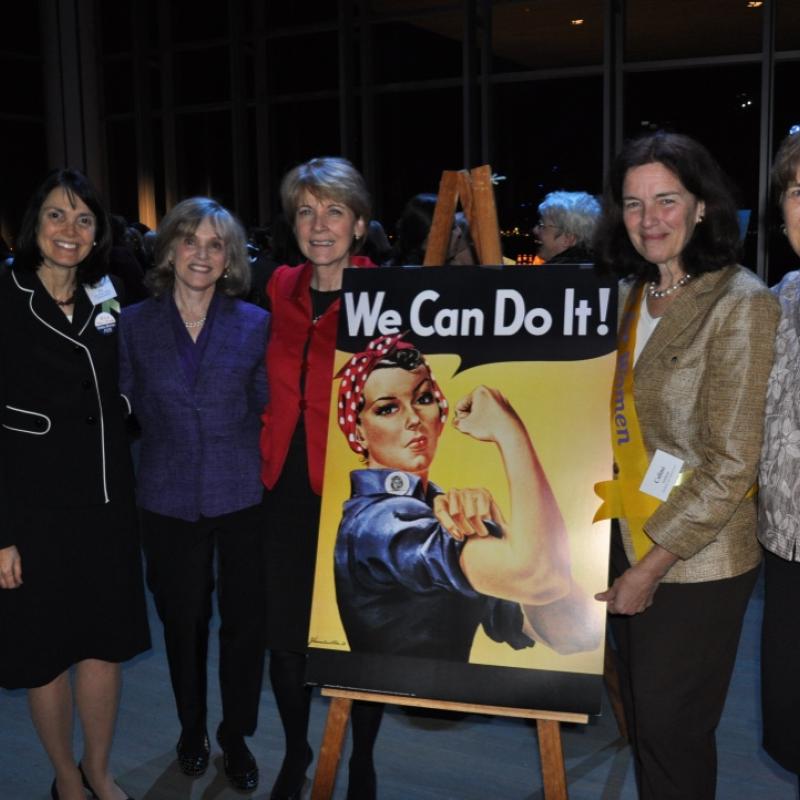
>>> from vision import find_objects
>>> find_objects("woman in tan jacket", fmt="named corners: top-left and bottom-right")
top-left (593, 132), bottom-right (779, 800)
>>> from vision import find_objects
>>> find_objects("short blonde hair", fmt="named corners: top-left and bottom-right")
top-left (146, 197), bottom-right (250, 297)
top-left (280, 157), bottom-right (371, 226)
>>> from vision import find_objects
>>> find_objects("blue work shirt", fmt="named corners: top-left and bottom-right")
top-left (334, 469), bottom-right (534, 661)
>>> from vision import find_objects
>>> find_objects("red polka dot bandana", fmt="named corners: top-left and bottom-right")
top-left (336, 333), bottom-right (449, 454)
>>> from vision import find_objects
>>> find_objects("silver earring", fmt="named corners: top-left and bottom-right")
top-left (782, 224), bottom-right (788, 236)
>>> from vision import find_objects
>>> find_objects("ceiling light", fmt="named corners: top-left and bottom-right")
top-left (570, 19), bottom-right (585, 26)
top-left (747, 1), bottom-right (763, 8)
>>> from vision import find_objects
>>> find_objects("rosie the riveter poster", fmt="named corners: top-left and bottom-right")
top-left (307, 265), bottom-right (616, 715)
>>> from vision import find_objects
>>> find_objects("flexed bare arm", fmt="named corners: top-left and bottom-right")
top-left (439, 386), bottom-right (602, 654)
top-left (451, 386), bottom-right (571, 606)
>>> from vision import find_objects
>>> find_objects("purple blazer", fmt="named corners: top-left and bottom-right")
top-left (119, 294), bottom-right (269, 521)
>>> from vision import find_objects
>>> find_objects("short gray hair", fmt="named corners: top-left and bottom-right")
top-left (538, 191), bottom-right (601, 248)
top-left (146, 197), bottom-right (250, 297)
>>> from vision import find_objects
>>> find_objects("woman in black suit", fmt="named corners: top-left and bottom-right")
top-left (0, 169), bottom-right (149, 800)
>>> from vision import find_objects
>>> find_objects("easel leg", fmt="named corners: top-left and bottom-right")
top-left (537, 719), bottom-right (569, 800)
top-left (311, 697), bottom-right (353, 800)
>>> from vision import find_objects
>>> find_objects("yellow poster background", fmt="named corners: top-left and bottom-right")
top-left (309, 349), bottom-right (613, 677)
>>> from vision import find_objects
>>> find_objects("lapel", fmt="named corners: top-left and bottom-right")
top-left (634, 267), bottom-right (732, 374)
top-left (12, 267), bottom-right (98, 342)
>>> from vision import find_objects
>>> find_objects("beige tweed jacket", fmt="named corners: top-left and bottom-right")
top-left (618, 265), bottom-right (780, 583)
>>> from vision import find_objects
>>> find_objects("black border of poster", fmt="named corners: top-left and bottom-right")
top-left (307, 650), bottom-right (602, 714)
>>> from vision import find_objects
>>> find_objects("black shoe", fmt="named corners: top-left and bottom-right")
top-left (216, 723), bottom-right (259, 792)
top-left (176, 731), bottom-right (210, 777)
top-left (270, 745), bottom-right (313, 800)
top-left (50, 779), bottom-right (59, 800)
top-left (78, 763), bottom-right (136, 800)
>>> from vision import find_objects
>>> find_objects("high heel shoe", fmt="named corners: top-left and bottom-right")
top-left (270, 745), bottom-right (313, 800)
top-left (79, 762), bottom-right (135, 800)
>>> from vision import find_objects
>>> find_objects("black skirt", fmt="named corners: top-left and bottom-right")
top-left (0, 497), bottom-right (150, 689)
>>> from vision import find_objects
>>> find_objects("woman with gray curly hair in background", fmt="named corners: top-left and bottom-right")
top-left (534, 190), bottom-right (601, 264)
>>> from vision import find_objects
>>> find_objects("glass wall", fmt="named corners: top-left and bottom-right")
top-left (4, 0), bottom-right (791, 272)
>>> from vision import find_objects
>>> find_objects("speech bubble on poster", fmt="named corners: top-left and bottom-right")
top-left (338, 265), bottom-right (616, 372)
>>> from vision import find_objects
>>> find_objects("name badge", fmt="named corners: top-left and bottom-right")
top-left (640, 449), bottom-right (684, 501)
top-left (94, 311), bottom-right (117, 335)
top-left (84, 275), bottom-right (118, 305)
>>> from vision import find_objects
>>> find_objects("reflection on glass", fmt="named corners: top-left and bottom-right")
top-left (492, 1), bottom-right (603, 71)
top-left (626, 0), bottom-right (761, 60)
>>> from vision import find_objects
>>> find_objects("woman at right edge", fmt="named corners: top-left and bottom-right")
top-left (593, 131), bottom-right (779, 800)
top-left (758, 128), bottom-right (800, 782)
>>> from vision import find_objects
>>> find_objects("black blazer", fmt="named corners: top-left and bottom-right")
top-left (0, 268), bottom-right (133, 549)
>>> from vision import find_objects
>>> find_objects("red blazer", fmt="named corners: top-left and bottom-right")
top-left (260, 257), bottom-right (375, 494)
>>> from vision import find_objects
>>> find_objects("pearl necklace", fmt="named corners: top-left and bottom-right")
top-left (647, 273), bottom-right (692, 298)
top-left (183, 316), bottom-right (206, 329)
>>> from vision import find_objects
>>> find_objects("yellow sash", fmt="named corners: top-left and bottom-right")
top-left (594, 285), bottom-right (756, 561)
top-left (594, 284), bottom-right (661, 560)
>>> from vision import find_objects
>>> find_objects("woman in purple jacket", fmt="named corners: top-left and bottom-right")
top-left (119, 198), bottom-right (269, 792)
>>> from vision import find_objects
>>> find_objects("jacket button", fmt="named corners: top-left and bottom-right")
top-left (85, 415), bottom-right (97, 425)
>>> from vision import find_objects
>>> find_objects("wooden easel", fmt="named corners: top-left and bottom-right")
top-left (422, 164), bottom-right (503, 266)
top-left (310, 166), bottom-right (597, 799)
top-left (311, 688), bottom-right (588, 800)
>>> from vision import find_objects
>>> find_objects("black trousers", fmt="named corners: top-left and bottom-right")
top-left (608, 529), bottom-right (757, 800)
top-left (141, 500), bottom-right (266, 737)
top-left (761, 549), bottom-right (800, 773)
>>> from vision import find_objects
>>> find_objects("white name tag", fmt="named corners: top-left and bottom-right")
top-left (84, 275), bottom-right (118, 305)
top-left (640, 449), bottom-right (684, 501)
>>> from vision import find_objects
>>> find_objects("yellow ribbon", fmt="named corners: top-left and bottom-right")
top-left (594, 284), bottom-right (757, 560)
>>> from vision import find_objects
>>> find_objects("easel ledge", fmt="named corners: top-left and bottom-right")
top-left (322, 687), bottom-right (589, 724)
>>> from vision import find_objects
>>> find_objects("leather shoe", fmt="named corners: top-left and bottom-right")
top-left (79, 763), bottom-right (136, 800)
top-left (270, 745), bottom-right (313, 800)
top-left (176, 731), bottom-right (210, 777)
top-left (216, 723), bottom-right (259, 792)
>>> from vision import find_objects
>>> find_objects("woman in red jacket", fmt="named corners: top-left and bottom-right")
top-left (260, 157), bottom-right (382, 800)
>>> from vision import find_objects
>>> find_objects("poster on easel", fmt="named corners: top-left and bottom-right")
top-left (307, 264), bottom-right (616, 716)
